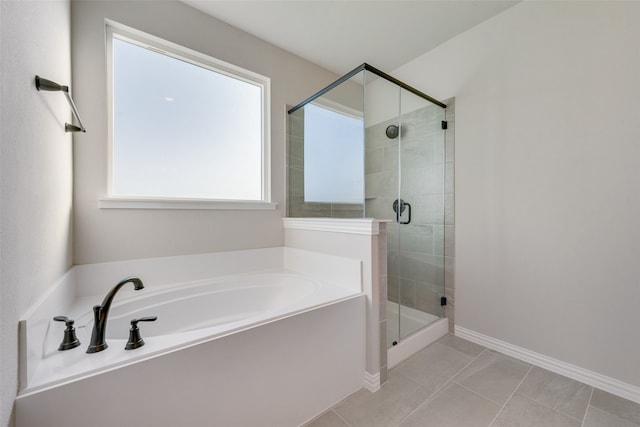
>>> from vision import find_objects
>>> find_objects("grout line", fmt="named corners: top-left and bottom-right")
top-left (423, 347), bottom-right (489, 404)
top-left (391, 365), bottom-right (426, 387)
top-left (488, 365), bottom-right (534, 427)
top-left (493, 368), bottom-right (594, 423)
top-left (313, 387), bottom-right (365, 427)
top-left (462, 340), bottom-right (597, 425)
top-left (515, 392), bottom-right (587, 423)
top-left (331, 409), bottom-right (352, 427)
top-left (581, 387), bottom-right (595, 427)
top-left (450, 348), bottom-right (488, 378)
top-left (454, 381), bottom-right (507, 408)
top-left (394, 347), bottom-right (489, 426)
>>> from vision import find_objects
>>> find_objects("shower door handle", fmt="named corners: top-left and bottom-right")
top-left (400, 202), bottom-right (411, 224)
top-left (393, 199), bottom-right (412, 225)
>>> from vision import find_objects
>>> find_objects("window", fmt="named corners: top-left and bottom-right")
top-left (303, 102), bottom-right (364, 204)
top-left (105, 23), bottom-right (271, 208)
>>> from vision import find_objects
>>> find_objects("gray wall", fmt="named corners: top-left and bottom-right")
top-left (0, 1), bottom-right (73, 426)
top-left (72, 0), bottom-right (340, 264)
top-left (395, 1), bottom-right (640, 389)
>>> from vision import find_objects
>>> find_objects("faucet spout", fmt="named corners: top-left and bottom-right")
top-left (86, 276), bottom-right (144, 353)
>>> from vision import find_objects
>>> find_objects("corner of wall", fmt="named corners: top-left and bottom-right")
top-left (1, 1), bottom-right (73, 426)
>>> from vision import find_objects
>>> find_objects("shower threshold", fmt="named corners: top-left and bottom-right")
top-left (387, 301), bottom-right (449, 368)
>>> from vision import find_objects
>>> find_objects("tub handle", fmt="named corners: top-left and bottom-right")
top-left (125, 316), bottom-right (157, 350)
top-left (132, 316), bottom-right (158, 325)
top-left (53, 316), bottom-right (81, 351)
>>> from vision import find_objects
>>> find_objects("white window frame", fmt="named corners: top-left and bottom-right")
top-left (101, 21), bottom-right (274, 210)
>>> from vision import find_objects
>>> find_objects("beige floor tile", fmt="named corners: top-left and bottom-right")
top-left (515, 366), bottom-right (592, 420)
top-left (590, 389), bottom-right (640, 425)
top-left (395, 342), bottom-right (475, 396)
top-left (304, 410), bottom-right (350, 427)
top-left (438, 334), bottom-right (486, 357)
top-left (400, 383), bottom-right (500, 427)
top-left (491, 394), bottom-right (581, 427)
top-left (334, 370), bottom-right (430, 427)
top-left (583, 406), bottom-right (640, 427)
top-left (453, 350), bottom-right (531, 405)
top-left (311, 340), bottom-right (640, 427)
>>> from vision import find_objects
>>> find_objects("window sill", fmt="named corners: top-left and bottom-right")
top-left (98, 197), bottom-right (278, 211)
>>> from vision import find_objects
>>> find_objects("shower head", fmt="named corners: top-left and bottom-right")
top-left (386, 124), bottom-right (400, 139)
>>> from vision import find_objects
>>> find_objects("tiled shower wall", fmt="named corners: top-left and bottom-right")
top-left (364, 100), bottom-right (455, 330)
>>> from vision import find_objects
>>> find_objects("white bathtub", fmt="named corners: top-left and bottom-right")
top-left (17, 248), bottom-right (367, 427)
top-left (78, 272), bottom-right (321, 340)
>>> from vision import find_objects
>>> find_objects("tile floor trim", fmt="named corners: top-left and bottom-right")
top-left (455, 326), bottom-right (640, 405)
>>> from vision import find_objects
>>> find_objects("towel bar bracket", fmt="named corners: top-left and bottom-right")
top-left (35, 75), bottom-right (87, 133)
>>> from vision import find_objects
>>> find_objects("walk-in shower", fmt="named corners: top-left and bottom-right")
top-left (287, 63), bottom-right (451, 356)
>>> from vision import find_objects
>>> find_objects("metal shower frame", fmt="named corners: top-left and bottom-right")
top-left (287, 62), bottom-right (447, 114)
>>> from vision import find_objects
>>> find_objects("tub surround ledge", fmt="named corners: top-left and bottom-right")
top-left (283, 217), bottom-right (389, 391)
top-left (283, 217), bottom-right (391, 235)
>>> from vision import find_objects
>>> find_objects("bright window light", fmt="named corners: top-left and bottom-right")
top-left (110, 29), bottom-right (268, 201)
top-left (303, 103), bottom-right (364, 204)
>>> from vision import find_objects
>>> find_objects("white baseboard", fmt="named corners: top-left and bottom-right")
top-left (455, 326), bottom-right (640, 404)
top-left (364, 371), bottom-right (380, 392)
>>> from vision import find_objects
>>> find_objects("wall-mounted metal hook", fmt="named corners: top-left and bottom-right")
top-left (35, 75), bottom-right (86, 133)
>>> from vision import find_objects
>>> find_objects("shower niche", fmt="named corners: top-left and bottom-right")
top-left (287, 64), bottom-right (451, 354)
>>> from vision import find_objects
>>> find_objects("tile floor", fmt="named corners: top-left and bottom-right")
top-left (305, 334), bottom-right (640, 427)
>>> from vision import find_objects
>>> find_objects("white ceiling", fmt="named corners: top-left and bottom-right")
top-left (181, 0), bottom-right (519, 76)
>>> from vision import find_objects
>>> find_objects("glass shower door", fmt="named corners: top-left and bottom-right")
top-left (287, 65), bottom-right (447, 349)
top-left (396, 89), bottom-right (446, 342)
top-left (361, 72), bottom-right (404, 347)
top-left (364, 75), bottom-right (446, 348)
